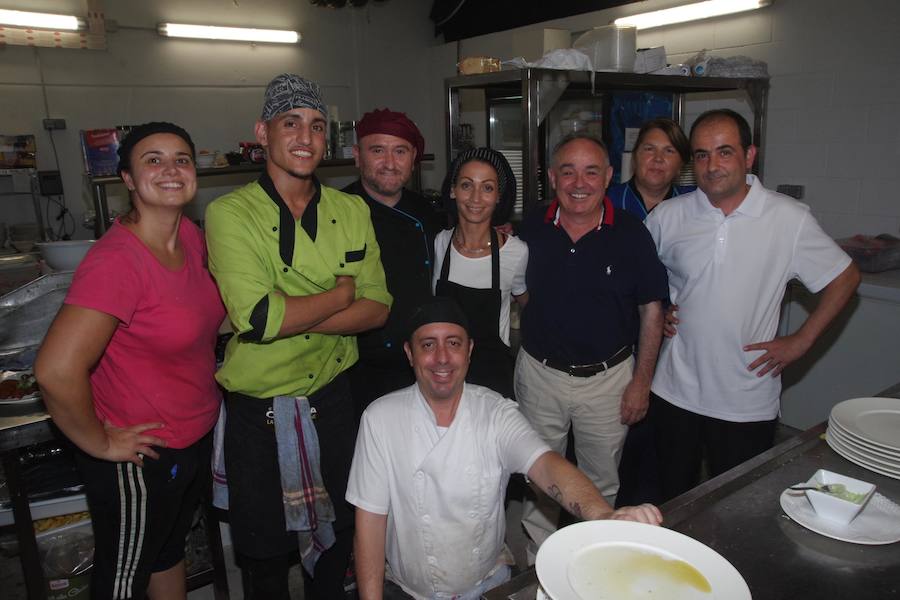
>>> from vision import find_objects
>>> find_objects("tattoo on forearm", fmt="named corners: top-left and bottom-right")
top-left (548, 484), bottom-right (563, 503)
top-left (568, 502), bottom-right (583, 518)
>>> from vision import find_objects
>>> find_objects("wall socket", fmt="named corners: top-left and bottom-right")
top-left (42, 118), bottom-right (67, 131)
top-left (776, 184), bottom-right (805, 199)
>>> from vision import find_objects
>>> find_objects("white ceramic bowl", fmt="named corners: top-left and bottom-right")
top-left (36, 240), bottom-right (95, 271)
top-left (196, 152), bottom-right (217, 168)
top-left (805, 469), bottom-right (875, 525)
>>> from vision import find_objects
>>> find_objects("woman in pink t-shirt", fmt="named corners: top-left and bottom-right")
top-left (36, 122), bottom-right (225, 600)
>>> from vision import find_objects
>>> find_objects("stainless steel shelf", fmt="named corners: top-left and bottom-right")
top-left (446, 68), bottom-right (769, 213)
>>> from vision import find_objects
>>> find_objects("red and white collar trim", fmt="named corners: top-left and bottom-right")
top-left (544, 196), bottom-right (615, 230)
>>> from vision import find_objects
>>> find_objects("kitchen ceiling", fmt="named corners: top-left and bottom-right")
top-left (430, 0), bottom-right (641, 41)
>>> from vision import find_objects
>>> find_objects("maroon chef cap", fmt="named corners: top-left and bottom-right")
top-left (355, 108), bottom-right (425, 163)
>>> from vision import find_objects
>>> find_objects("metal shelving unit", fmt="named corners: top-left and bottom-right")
top-left (446, 68), bottom-right (769, 213)
top-left (0, 169), bottom-right (46, 241)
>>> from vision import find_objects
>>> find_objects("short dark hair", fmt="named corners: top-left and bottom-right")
top-left (633, 118), bottom-right (691, 164)
top-left (117, 122), bottom-right (196, 176)
top-left (551, 133), bottom-right (610, 167)
top-left (690, 109), bottom-right (753, 151)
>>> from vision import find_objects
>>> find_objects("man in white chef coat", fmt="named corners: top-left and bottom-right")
top-left (347, 297), bottom-right (662, 600)
top-left (645, 109), bottom-right (860, 503)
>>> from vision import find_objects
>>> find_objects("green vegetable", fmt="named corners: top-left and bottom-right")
top-left (822, 483), bottom-right (867, 504)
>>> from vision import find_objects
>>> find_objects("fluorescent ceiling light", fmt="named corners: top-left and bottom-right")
top-left (158, 23), bottom-right (300, 44)
top-left (614, 0), bottom-right (771, 30)
top-left (0, 8), bottom-right (82, 30)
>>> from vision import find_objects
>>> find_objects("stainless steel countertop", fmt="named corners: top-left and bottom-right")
top-left (485, 383), bottom-right (900, 599)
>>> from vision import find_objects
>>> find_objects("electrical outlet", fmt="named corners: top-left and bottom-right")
top-left (38, 171), bottom-right (64, 196)
top-left (43, 118), bottom-right (67, 131)
top-left (776, 184), bottom-right (805, 200)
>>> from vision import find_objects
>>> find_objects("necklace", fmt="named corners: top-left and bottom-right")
top-left (454, 230), bottom-right (491, 254)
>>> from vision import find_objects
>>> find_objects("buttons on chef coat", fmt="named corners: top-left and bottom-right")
top-left (331, 219), bottom-right (337, 224)
top-left (427, 556), bottom-right (437, 565)
top-left (422, 514), bottom-right (431, 523)
top-left (272, 226), bottom-right (278, 232)
top-left (283, 267), bottom-right (289, 272)
top-left (468, 511), bottom-right (477, 518)
top-left (416, 471), bottom-right (424, 480)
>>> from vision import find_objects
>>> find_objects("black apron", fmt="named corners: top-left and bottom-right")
top-left (435, 228), bottom-right (515, 399)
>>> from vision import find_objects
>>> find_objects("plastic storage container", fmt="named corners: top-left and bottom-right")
top-left (573, 25), bottom-right (637, 72)
top-left (838, 234), bottom-right (900, 273)
top-left (37, 517), bottom-right (94, 600)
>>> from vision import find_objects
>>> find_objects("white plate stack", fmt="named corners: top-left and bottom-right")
top-left (826, 397), bottom-right (900, 480)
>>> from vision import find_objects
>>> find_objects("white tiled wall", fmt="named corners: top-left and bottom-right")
top-left (3, 0), bottom-right (898, 240)
top-left (437, 0), bottom-right (900, 238)
top-left (0, 0), bottom-right (435, 239)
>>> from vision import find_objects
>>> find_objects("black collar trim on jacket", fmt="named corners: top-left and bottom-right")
top-left (258, 170), bottom-right (322, 266)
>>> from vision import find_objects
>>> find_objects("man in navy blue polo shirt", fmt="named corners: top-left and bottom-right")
top-left (515, 133), bottom-right (668, 550)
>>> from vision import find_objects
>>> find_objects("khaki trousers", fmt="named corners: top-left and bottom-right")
top-left (514, 348), bottom-right (631, 550)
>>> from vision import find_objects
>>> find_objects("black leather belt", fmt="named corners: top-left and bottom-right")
top-left (540, 346), bottom-right (633, 377)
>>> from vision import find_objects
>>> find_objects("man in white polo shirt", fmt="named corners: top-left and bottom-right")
top-left (645, 109), bottom-right (860, 502)
top-left (347, 297), bottom-right (662, 600)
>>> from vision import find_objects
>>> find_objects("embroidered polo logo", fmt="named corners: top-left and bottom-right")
top-left (606, 265), bottom-right (612, 276)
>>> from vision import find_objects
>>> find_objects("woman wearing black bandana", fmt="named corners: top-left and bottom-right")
top-left (433, 148), bottom-right (527, 400)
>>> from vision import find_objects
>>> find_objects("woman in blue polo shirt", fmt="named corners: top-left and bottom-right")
top-left (608, 117), bottom-right (694, 220)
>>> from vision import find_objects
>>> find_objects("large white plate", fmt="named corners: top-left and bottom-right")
top-left (780, 487), bottom-right (900, 544)
top-left (826, 432), bottom-right (900, 481)
top-left (828, 418), bottom-right (900, 460)
top-left (826, 430), bottom-right (900, 474)
top-left (535, 521), bottom-right (749, 600)
top-left (830, 397), bottom-right (900, 452)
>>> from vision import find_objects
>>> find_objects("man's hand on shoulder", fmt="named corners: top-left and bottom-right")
top-left (663, 303), bottom-right (679, 338)
top-left (609, 503), bottom-right (663, 526)
top-left (743, 332), bottom-right (812, 378)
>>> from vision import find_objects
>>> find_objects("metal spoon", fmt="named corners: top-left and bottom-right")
top-left (789, 484), bottom-right (842, 493)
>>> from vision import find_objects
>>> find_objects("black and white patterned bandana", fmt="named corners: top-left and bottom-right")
top-left (260, 73), bottom-right (327, 121)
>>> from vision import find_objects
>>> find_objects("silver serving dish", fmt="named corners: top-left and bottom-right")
top-left (0, 272), bottom-right (73, 357)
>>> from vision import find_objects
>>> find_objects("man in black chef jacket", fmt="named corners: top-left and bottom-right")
top-left (343, 109), bottom-right (444, 418)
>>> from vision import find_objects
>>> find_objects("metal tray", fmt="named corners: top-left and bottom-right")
top-left (0, 272), bottom-right (73, 356)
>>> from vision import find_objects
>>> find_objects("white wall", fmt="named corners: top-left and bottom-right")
top-left (433, 0), bottom-right (900, 239)
top-left (5, 0), bottom-right (900, 242)
top-left (0, 0), bottom-right (435, 239)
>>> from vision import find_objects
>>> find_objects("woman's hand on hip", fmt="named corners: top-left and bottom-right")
top-left (102, 420), bottom-right (166, 466)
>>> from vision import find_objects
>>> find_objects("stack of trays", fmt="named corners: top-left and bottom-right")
top-left (826, 397), bottom-right (900, 480)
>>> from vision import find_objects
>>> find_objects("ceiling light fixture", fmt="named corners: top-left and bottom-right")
top-left (614, 0), bottom-right (772, 30)
top-left (158, 23), bottom-right (300, 44)
top-left (0, 8), bottom-right (83, 30)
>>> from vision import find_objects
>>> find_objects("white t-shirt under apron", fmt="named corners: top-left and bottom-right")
top-left (432, 229), bottom-right (528, 346)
